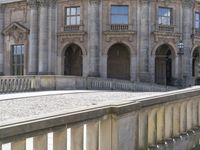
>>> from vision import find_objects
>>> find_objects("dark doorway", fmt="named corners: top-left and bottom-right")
top-left (64, 44), bottom-right (82, 76)
top-left (192, 49), bottom-right (200, 77)
top-left (155, 44), bottom-right (173, 85)
top-left (107, 43), bottom-right (130, 80)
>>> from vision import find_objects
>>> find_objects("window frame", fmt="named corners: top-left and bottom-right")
top-left (110, 5), bottom-right (129, 25)
top-left (65, 6), bottom-right (80, 26)
top-left (195, 12), bottom-right (200, 29)
top-left (158, 7), bottom-right (173, 26)
top-left (11, 44), bottom-right (24, 76)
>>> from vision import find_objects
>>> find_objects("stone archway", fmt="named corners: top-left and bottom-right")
top-left (107, 43), bottom-right (130, 80)
top-left (64, 44), bottom-right (83, 76)
top-left (155, 44), bottom-right (175, 85)
top-left (192, 48), bottom-right (200, 78)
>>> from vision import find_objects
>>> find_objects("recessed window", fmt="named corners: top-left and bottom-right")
top-left (158, 7), bottom-right (172, 26)
top-left (11, 45), bottom-right (24, 75)
top-left (195, 12), bottom-right (200, 29)
top-left (111, 6), bottom-right (128, 24)
top-left (65, 7), bottom-right (80, 26)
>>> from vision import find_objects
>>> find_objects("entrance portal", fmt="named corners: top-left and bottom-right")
top-left (64, 44), bottom-right (82, 76)
top-left (107, 43), bottom-right (130, 80)
top-left (155, 44), bottom-right (174, 85)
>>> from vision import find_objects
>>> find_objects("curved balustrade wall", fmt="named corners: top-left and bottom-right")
top-left (0, 87), bottom-right (200, 150)
top-left (0, 75), bottom-right (177, 94)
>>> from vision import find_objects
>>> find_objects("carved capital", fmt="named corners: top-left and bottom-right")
top-left (49, 0), bottom-right (57, 8)
top-left (38, 0), bottom-right (49, 7)
top-left (89, 0), bottom-right (101, 5)
top-left (182, 0), bottom-right (194, 8)
top-left (27, 0), bottom-right (38, 9)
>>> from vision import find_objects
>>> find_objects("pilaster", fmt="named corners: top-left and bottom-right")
top-left (38, 0), bottom-right (49, 74)
top-left (88, 0), bottom-right (101, 77)
top-left (28, 0), bottom-right (39, 75)
top-left (0, 5), bottom-right (4, 75)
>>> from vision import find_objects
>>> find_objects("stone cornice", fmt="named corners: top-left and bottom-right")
top-left (49, 0), bottom-right (57, 8)
top-left (182, 0), bottom-right (194, 8)
top-left (27, 0), bottom-right (38, 9)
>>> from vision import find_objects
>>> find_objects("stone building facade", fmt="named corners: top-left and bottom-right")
top-left (0, 0), bottom-right (200, 86)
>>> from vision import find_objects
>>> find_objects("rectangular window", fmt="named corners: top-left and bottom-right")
top-left (195, 12), bottom-right (200, 29)
top-left (158, 7), bottom-right (172, 26)
top-left (11, 45), bottom-right (24, 75)
top-left (111, 6), bottom-right (128, 24)
top-left (65, 7), bottom-right (80, 26)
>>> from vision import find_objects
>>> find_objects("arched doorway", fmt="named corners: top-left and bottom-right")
top-left (192, 48), bottom-right (200, 77)
top-left (64, 44), bottom-right (83, 76)
top-left (155, 44), bottom-right (175, 85)
top-left (107, 43), bottom-right (130, 80)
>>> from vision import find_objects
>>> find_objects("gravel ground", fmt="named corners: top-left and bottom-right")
top-left (0, 90), bottom-right (162, 124)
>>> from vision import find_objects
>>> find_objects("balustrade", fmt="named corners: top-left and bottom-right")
top-left (1, 88), bottom-right (200, 149)
top-left (158, 25), bottom-right (175, 32)
top-left (110, 24), bottom-right (129, 31)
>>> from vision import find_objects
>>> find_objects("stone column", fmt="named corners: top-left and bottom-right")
top-left (88, 0), bottom-right (100, 77)
top-left (48, 0), bottom-right (57, 75)
top-left (182, 1), bottom-right (194, 85)
top-left (0, 5), bottom-right (4, 75)
top-left (38, 0), bottom-right (49, 74)
top-left (139, 0), bottom-right (150, 82)
top-left (28, 0), bottom-right (38, 75)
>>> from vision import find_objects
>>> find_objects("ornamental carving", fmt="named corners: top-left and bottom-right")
top-left (104, 31), bottom-right (135, 42)
top-left (27, 0), bottom-right (38, 8)
top-left (89, 0), bottom-right (101, 5)
top-left (38, 0), bottom-right (49, 7)
top-left (152, 31), bottom-right (181, 45)
top-left (3, 22), bottom-right (29, 43)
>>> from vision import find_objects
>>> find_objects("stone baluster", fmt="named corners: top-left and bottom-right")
top-left (33, 134), bottom-right (48, 150)
top-left (11, 139), bottom-right (26, 150)
top-left (71, 124), bottom-right (84, 150)
top-left (157, 106), bottom-right (165, 142)
top-left (148, 109), bottom-right (157, 145)
top-left (0, 144), bottom-right (1, 150)
top-left (53, 127), bottom-right (67, 150)
top-left (138, 111), bottom-right (148, 149)
top-left (192, 100), bottom-right (198, 127)
top-left (186, 101), bottom-right (193, 130)
top-left (173, 104), bottom-right (180, 136)
top-left (180, 102), bottom-right (187, 132)
top-left (28, 0), bottom-right (38, 75)
top-left (48, 0), bottom-right (56, 74)
top-left (99, 115), bottom-right (119, 150)
top-left (0, 5), bottom-right (4, 76)
top-left (38, 0), bottom-right (49, 74)
top-left (165, 105), bottom-right (173, 138)
top-left (86, 121), bottom-right (99, 150)
top-left (88, 0), bottom-right (100, 77)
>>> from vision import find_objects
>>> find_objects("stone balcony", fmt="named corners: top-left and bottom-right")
top-left (110, 24), bottom-right (129, 31)
top-left (157, 24), bottom-right (175, 32)
top-left (63, 25), bottom-right (84, 32)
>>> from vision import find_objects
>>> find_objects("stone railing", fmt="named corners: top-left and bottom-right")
top-left (1, 87), bottom-right (200, 149)
top-left (0, 76), bottom-right (177, 94)
top-left (158, 24), bottom-right (175, 32)
top-left (64, 25), bottom-right (82, 31)
top-left (0, 76), bottom-right (35, 94)
top-left (110, 24), bottom-right (129, 31)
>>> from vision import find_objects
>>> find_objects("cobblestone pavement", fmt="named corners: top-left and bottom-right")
top-left (0, 90), bottom-right (163, 124)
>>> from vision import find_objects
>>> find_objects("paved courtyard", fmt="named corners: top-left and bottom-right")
top-left (0, 90), bottom-right (163, 125)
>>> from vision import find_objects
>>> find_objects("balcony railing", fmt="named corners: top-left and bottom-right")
top-left (64, 25), bottom-right (81, 32)
top-left (110, 24), bottom-right (129, 31)
top-left (158, 24), bottom-right (175, 32)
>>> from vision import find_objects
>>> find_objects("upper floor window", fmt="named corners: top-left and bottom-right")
top-left (111, 6), bottom-right (128, 24)
top-left (65, 7), bottom-right (80, 26)
top-left (11, 45), bottom-right (24, 75)
top-left (158, 7), bottom-right (172, 26)
top-left (195, 12), bottom-right (200, 29)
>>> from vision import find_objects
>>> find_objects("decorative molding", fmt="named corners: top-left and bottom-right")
top-left (3, 22), bottom-right (29, 43)
top-left (89, 0), bottom-right (101, 5)
top-left (152, 31), bottom-right (181, 44)
top-left (27, 0), bottom-right (38, 9)
top-left (49, 0), bottom-right (57, 8)
top-left (103, 31), bottom-right (135, 42)
top-left (182, 0), bottom-right (194, 8)
top-left (38, 0), bottom-right (49, 7)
